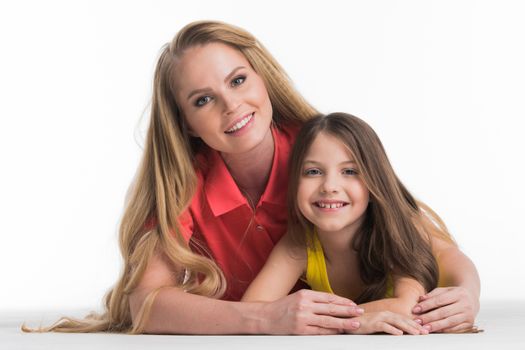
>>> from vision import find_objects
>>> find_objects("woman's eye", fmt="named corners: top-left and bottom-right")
top-left (342, 168), bottom-right (358, 176)
top-left (304, 168), bottom-right (322, 176)
top-left (231, 75), bottom-right (246, 87)
top-left (195, 96), bottom-right (212, 107)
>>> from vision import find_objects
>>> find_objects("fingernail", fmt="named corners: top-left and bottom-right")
top-left (423, 324), bottom-right (432, 331)
top-left (414, 318), bottom-right (422, 324)
top-left (420, 329), bottom-right (429, 335)
top-left (351, 321), bottom-right (360, 328)
top-left (412, 306), bottom-right (422, 314)
top-left (355, 307), bottom-right (364, 314)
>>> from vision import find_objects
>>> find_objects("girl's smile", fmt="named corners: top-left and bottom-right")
top-left (313, 199), bottom-right (350, 210)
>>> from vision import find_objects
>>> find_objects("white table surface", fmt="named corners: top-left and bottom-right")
top-left (2, 300), bottom-right (524, 350)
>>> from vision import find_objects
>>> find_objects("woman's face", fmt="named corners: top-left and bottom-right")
top-left (173, 43), bottom-right (273, 155)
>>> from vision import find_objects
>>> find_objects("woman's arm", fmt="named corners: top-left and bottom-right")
top-left (411, 237), bottom-right (480, 333)
top-left (129, 246), bottom-right (363, 335)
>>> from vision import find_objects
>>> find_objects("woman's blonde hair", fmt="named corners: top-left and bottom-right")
top-left (23, 20), bottom-right (317, 334)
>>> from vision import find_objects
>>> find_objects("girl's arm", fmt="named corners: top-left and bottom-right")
top-left (242, 233), bottom-right (306, 302)
top-left (129, 243), bottom-right (363, 335)
top-left (411, 236), bottom-right (480, 333)
top-left (351, 277), bottom-right (429, 335)
top-left (358, 277), bottom-right (425, 316)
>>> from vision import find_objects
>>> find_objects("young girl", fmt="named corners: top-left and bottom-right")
top-left (243, 112), bottom-right (470, 335)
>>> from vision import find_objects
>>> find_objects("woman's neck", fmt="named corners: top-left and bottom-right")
top-left (220, 128), bottom-right (275, 206)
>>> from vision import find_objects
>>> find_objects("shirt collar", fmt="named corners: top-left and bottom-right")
top-left (202, 125), bottom-right (294, 217)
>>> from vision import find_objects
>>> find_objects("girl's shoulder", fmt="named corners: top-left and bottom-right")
top-left (276, 231), bottom-right (307, 262)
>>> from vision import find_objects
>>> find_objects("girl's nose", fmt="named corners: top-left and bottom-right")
top-left (320, 175), bottom-right (339, 194)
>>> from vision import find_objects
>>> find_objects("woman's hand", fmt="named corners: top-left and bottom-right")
top-left (346, 311), bottom-right (428, 335)
top-left (412, 287), bottom-right (480, 333)
top-left (258, 289), bottom-right (363, 335)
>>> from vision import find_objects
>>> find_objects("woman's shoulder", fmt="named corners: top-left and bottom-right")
top-left (274, 122), bottom-right (302, 154)
top-left (276, 121), bottom-right (302, 138)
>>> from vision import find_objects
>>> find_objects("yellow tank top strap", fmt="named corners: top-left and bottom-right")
top-left (303, 229), bottom-right (395, 298)
top-left (304, 230), bottom-right (334, 293)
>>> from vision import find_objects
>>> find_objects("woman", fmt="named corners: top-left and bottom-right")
top-left (31, 20), bottom-right (479, 335)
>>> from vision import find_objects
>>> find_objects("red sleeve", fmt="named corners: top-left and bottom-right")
top-left (178, 209), bottom-right (194, 242)
top-left (143, 210), bottom-right (193, 243)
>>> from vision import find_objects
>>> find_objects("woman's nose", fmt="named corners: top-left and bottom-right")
top-left (222, 92), bottom-right (241, 115)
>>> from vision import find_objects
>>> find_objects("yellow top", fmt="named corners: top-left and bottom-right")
top-left (304, 230), bottom-right (394, 298)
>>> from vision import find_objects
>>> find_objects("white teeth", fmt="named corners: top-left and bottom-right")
top-left (317, 202), bottom-right (345, 209)
top-left (226, 113), bottom-right (253, 133)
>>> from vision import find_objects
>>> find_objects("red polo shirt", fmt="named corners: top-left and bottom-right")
top-left (177, 123), bottom-right (300, 301)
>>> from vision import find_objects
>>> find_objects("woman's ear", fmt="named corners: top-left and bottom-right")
top-left (179, 110), bottom-right (199, 137)
top-left (186, 127), bottom-right (199, 137)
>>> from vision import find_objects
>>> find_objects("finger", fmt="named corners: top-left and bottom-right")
top-left (415, 303), bottom-right (458, 325)
top-left (312, 315), bottom-right (360, 331)
top-left (413, 290), bottom-right (458, 314)
top-left (306, 290), bottom-right (356, 306)
top-left (387, 316), bottom-right (427, 335)
top-left (419, 287), bottom-right (448, 301)
top-left (379, 322), bottom-right (403, 336)
top-left (441, 322), bottom-right (478, 334)
top-left (422, 313), bottom-right (466, 333)
top-left (312, 302), bottom-right (364, 318)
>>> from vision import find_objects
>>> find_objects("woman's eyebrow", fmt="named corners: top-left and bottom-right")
top-left (224, 66), bottom-right (246, 83)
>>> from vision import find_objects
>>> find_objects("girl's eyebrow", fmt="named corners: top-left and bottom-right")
top-left (186, 66), bottom-right (246, 100)
top-left (303, 160), bottom-right (356, 165)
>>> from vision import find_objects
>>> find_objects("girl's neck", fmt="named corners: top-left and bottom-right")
top-left (220, 128), bottom-right (275, 206)
top-left (316, 217), bottom-right (365, 263)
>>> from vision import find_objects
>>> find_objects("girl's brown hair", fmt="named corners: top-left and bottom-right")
top-left (23, 20), bottom-right (317, 334)
top-left (287, 112), bottom-right (453, 303)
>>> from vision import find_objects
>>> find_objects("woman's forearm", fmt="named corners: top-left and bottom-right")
top-left (437, 247), bottom-right (480, 297)
top-left (130, 287), bottom-right (364, 335)
top-left (134, 286), bottom-right (263, 334)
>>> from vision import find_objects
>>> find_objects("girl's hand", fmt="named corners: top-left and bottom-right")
top-left (258, 289), bottom-right (363, 335)
top-left (412, 287), bottom-right (480, 333)
top-left (346, 311), bottom-right (428, 335)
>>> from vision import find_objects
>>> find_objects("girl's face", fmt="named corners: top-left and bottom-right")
top-left (173, 43), bottom-right (273, 155)
top-left (297, 132), bottom-right (369, 236)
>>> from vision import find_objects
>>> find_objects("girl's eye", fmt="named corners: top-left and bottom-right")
top-left (195, 96), bottom-right (212, 107)
top-left (342, 168), bottom-right (358, 176)
top-left (304, 168), bottom-right (322, 176)
top-left (231, 75), bottom-right (246, 87)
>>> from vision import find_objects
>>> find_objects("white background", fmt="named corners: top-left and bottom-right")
top-left (1, 0), bottom-right (523, 312)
